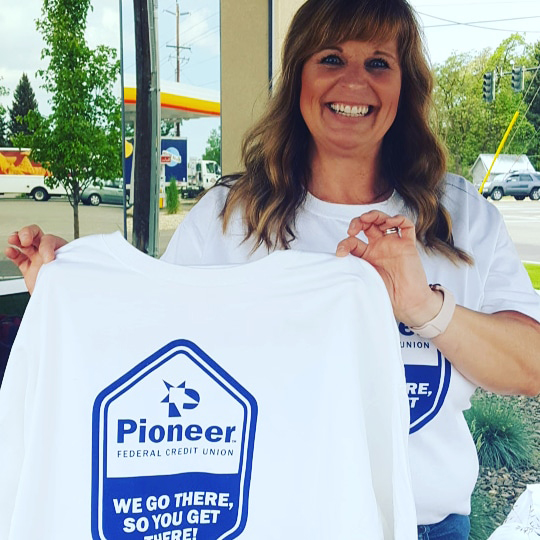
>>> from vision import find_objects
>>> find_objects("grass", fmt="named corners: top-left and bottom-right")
top-left (464, 394), bottom-right (535, 470)
top-left (524, 263), bottom-right (540, 289)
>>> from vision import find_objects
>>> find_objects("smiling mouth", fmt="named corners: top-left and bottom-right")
top-left (328, 103), bottom-right (371, 117)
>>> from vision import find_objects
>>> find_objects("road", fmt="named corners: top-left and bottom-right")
top-left (1, 196), bottom-right (539, 279)
top-left (491, 199), bottom-right (540, 263)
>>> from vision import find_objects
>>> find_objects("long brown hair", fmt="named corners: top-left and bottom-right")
top-left (221, 0), bottom-right (471, 263)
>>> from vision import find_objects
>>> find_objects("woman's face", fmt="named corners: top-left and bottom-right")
top-left (299, 38), bottom-right (402, 158)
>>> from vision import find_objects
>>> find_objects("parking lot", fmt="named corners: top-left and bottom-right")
top-left (1, 195), bottom-right (539, 279)
top-left (0, 197), bottom-right (194, 278)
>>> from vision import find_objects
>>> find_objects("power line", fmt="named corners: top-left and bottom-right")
top-left (419, 12), bottom-right (540, 32)
top-left (184, 26), bottom-right (219, 48)
top-left (422, 14), bottom-right (540, 27)
top-left (416, 1), bottom-right (539, 6)
top-left (180, 12), bottom-right (218, 38)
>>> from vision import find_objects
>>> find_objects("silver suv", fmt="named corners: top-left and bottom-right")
top-left (480, 171), bottom-right (540, 201)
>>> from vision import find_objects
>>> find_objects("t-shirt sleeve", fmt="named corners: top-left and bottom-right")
top-left (480, 216), bottom-right (540, 323)
top-left (161, 188), bottom-right (224, 265)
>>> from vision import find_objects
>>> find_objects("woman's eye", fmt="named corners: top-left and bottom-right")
top-left (320, 54), bottom-right (343, 66)
top-left (368, 58), bottom-right (390, 69)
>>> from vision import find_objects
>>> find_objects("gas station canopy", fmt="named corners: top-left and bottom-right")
top-left (123, 76), bottom-right (220, 122)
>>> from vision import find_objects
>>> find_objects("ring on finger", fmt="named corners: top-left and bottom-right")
top-left (383, 227), bottom-right (400, 236)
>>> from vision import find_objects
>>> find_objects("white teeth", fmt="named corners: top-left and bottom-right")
top-left (330, 103), bottom-right (369, 117)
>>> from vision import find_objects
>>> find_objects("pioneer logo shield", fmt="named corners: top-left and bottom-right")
top-left (404, 350), bottom-right (451, 434)
top-left (92, 340), bottom-right (257, 539)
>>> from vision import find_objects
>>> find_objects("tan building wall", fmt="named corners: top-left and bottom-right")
top-left (271, 0), bottom-right (304, 80)
top-left (220, 0), bottom-right (304, 174)
top-left (220, 0), bottom-right (270, 174)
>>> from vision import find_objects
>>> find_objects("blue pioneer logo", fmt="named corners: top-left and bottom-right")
top-left (162, 381), bottom-right (200, 417)
top-left (92, 340), bottom-right (258, 540)
top-left (399, 323), bottom-right (452, 434)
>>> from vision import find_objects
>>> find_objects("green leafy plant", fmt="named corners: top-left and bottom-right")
top-left (202, 126), bottom-right (221, 165)
top-left (165, 178), bottom-right (179, 214)
top-left (465, 394), bottom-right (535, 470)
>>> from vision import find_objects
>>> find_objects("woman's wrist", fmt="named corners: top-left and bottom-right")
top-left (403, 286), bottom-right (444, 327)
top-left (410, 285), bottom-right (456, 339)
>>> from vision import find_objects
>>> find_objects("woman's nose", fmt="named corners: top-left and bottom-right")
top-left (339, 64), bottom-right (368, 88)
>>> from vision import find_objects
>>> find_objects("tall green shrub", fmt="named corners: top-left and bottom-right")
top-left (465, 394), bottom-right (534, 470)
top-left (166, 178), bottom-right (179, 214)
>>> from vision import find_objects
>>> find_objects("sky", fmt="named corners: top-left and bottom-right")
top-left (0, 0), bottom-right (539, 159)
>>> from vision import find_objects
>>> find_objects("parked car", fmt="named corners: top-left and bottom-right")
top-left (479, 171), bottom-right (540, 201)
top-left (80, 179), bottom-right (125, 206)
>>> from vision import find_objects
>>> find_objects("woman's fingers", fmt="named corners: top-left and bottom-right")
top-left (39, 234), bottom-right (67, 263)
top-left (336, 236), bottom-right (369, 258)
top-left (348, 211), bottom-right (416, 242)
top-left (18, 224), bottom-right (45, 248)
top-left (5, 226), bottom-right (67, 294)
top-left (4, 246), bottom-right (31, 268)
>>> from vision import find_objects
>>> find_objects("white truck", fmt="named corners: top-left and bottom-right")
top-left (0, 147), bottom-right (68, 201)
top-left (182, 158), bottom-right (221, 198)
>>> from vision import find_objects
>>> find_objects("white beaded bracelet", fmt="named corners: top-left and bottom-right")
top-left (410, 284), bottom-right (456, 339)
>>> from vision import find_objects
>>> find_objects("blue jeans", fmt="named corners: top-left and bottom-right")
top-left (417, 514), bottom-right (470, 539)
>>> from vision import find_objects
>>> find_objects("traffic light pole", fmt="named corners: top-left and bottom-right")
top-left (483, 65), bottom-right (540, 101)
top-left (478, 111), bottom-right (520, 195)
top-left (478, 64), bottom-right (540, 193)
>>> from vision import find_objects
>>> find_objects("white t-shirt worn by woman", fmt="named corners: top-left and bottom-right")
top-left (162, 173), bottom-right (540, 526)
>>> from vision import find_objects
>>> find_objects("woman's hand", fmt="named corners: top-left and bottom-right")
top-left (336, 210), bottom-right (540, 395)
top-left (5, 225), bottom-right (67, 294)
top-left (336, 210), bottom-right (442, 327)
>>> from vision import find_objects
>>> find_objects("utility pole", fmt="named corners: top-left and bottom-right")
top-left (175, 2), bottom-right (180, 88)
top-left (133, 0), bottom-right (161, 257)
top-left (165, 1), bottom-right (190, 136)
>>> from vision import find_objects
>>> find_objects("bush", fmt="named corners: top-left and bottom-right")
top-left (465, 394), bottom-right (535, 470)
top-left (165, 178), bottom-right (179, 214)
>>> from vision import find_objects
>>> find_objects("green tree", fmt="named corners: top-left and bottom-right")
top-left (0, 110), bottom-right (8, 147)
top-left (523, 40), bottom-right (540, 170)
top-left (124, 119), bottom-right (181, 138)
top-left (0, 78), bottom-right (10, 147)
top-left (8, 73), bottom-right (39, 141)
top-left (433, 35), bottom-right (536, 179)
top-left (202, 126), bottom-right (221, 164)
top-left (161, 119), bottom-right (182, 137)
top-left (15, 0), bottom-right (121, 238)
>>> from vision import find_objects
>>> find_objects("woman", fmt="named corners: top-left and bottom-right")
top-left (7, 0), bottom-right (540, 537)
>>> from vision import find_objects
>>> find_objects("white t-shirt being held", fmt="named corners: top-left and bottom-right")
top-left (0, 234), bottom-right (416, 539)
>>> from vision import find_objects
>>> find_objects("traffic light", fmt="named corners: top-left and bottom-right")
top-left (511, 66), bottom-right (524, 92)
top-left (482, 71), bottom-right (496, 103)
